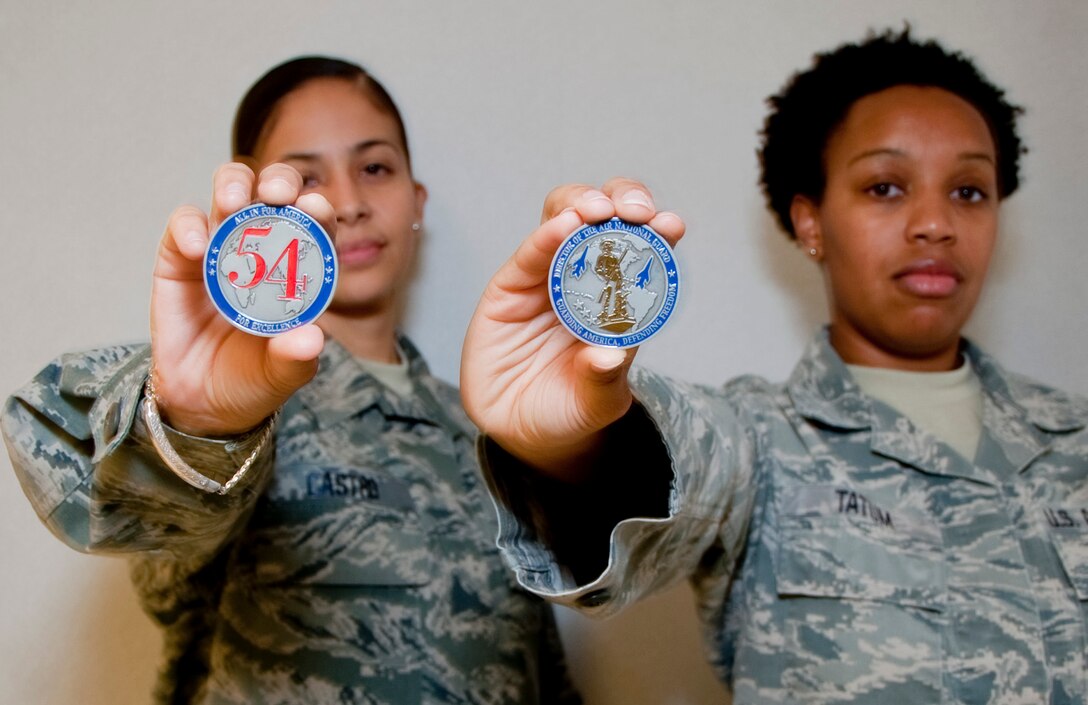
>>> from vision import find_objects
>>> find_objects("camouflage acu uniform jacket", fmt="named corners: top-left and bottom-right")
top-left (485, 330), bottom-right (1088, 704)
top-left (3, 337), bottom-right (579, 705)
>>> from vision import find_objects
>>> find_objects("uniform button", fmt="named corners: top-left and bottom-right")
top-left (577, 589), bottom-right (611, 608)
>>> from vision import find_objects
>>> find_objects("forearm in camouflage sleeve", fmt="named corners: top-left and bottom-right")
top-left (2, 344), bottom-right (272, 561)
top-left (481, 366), bottom-right (756, 617)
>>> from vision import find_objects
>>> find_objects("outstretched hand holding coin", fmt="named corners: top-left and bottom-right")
top-left (150, 162), bottom-right (335, 437)
top-left (460, 178), bottom-right (684, 477)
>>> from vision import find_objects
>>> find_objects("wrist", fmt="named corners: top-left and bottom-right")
top-left (142, 372), bottom-right (279, 494)
top-left (147, 368), bottom-right (270, 437)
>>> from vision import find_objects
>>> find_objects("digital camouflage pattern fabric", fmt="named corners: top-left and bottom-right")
top-left (485, 330), bottom-right (1088, 704)
top-left (4, 337), bottom-right (579, 705)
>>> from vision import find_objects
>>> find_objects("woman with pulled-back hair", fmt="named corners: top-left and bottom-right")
top-left (3, 56), bottom-right (579, 705)
top-left (460, 29), bottom-right (1088, 703)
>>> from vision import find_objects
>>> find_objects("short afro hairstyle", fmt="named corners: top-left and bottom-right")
top-left (758, 28), bottom-right (1025, 239)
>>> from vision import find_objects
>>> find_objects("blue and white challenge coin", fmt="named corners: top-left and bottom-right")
top-left (549, 218), bottom-right (680, 348)
top-left (204, 204), bottom-right (337, 336)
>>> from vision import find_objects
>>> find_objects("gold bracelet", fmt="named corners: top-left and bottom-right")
top-left (141, 372), bottom-right (279, 495)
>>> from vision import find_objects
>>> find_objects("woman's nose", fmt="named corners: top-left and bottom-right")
top-left (906, 191), bottom-right (956, 245)
top-left (325, 174), bottom-right (369, 225)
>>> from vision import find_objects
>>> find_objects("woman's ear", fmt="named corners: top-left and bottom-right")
top-left (790, 195), bottom-right (823, 260)
top-left (413, 181), bottom-right (428, 221)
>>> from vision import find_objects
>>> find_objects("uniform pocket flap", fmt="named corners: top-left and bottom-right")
top-left (241, 491), bottom-right (433, 587)
top-left (1041, 506), bottom-right (1088, 600)
top-left (776, 485), bottom-right (946, 612)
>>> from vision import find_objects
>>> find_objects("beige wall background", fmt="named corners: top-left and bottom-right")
top-left (2, 1), bottom-right (1086, 703)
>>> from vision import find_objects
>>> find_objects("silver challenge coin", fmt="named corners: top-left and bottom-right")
top-left (549, 218), bottom-right (680, 348)
top-left (204, 204), bottom-right (337, 336)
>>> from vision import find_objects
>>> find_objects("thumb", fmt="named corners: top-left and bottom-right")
top-left (574, 345), bottom-right (637, 425)
top-left (581, 345), bottom-right (635, 383)
top-left (264, 325), bottom-right (325, 396)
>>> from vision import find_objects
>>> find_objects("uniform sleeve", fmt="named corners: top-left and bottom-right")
top-left (2, 345), bottom-right (274, 561)
top-left (480, 366), bottom-right (759, 618)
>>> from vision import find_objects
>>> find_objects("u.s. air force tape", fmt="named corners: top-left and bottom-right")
top-left (204, 204), bottom-right (338, 336)
top-left (548, 218), bottom-right (680, 348)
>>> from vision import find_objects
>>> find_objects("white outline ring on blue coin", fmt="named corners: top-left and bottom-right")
top-left (548, 217), bottom-right (680, 348)
top-left (204, 204), bottom-right (338, 336)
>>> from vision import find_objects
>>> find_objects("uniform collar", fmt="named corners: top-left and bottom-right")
top-left (785, 329), bottom-right (870, 431)
top-left (786, 328), bottom-right (1086, 481)
top-left (965, 338), bottom-right (1086, 434)
top-left (966, 338), bottom-right (1085, 475)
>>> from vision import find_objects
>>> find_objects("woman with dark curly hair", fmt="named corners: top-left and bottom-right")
top-left (460, 29), bottom-right (1088, 703)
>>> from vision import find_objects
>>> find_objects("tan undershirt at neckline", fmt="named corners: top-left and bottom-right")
top-left (355, 348), bottom-right (413, 398)
top-left (847, 361), bottom-right (983, 462)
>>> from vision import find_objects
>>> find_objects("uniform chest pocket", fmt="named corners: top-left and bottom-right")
top-left (1042, 506), bottom-right (1088, 600)
top-left (240, 468), bottom-right (434, 587)
top-left (775, 485), bottom-right (947, 612)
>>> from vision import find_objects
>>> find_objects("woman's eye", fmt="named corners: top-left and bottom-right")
top-left (362, 163), bottom-right (390, 176)
top-left (952, 185), bottom-right (987, 203)
top-left (866, 182), bottom-right (903, 198)
top-left (300, 174), bottom-right (321, 189)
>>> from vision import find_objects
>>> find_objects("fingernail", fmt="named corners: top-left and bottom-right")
top-left (185, 230), bottom-right (205, 251)
top-left (583, 189), bottom-right (610, 202)
top-left (557, 207), bottom-right (582, 223)
top-left (621, 190), bottom-right (653, 210)
top-left (589, 347), bottom-right (629, 375)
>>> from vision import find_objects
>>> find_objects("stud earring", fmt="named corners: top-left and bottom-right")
top-left (809, 248), bottom-right (817, 256)
top-left (411, 223), bottom-right (421, 232)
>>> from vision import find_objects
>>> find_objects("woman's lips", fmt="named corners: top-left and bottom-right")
top-left (894, 259), bottom-right (963, 298)
top-left (337, 240), bottom-right (384, 267)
